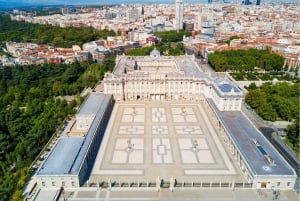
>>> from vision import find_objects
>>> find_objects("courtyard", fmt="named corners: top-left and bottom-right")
top-left (90, 100), bottom-right (246, 184)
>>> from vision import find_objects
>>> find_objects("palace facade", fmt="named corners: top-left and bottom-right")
top-left (104, 49), bottom-right (243, 111)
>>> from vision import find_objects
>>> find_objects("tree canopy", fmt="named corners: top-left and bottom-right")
top-left (286, 115), bottom-right (300, 151)
top-left (154, 30), bottom-right (191, 43)
top-left (245, 82), bottom-right (299, 122)
top-left (245, 82), bottom-right (300, 150)
top-left (0, 14), bottom-right (116, 48)
top-left (0, 56), bottom-right (115, 201)
top-left (126, 42), bottom-right (185, 56)
top-left (208, 49), bottom-right (284, 72)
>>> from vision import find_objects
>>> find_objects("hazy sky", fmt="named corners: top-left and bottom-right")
top-left (2, 0), bottom-right (103, 4)
top-left (1, 0), bottom-right (208, 8)
top-left (1, 0), bottom-right (179, 4)
top-left (0, 0), bottom-right (298, 7)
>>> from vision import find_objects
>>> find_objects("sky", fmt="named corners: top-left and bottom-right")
top-left (0, 0), bottom-right (176, 9)
top-left (0, 0), bottom-right (298, 8)
top-left (1, 0), bottom-right (181, 6)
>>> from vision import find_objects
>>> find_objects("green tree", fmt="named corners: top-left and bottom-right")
top-left (154, 30), bottom-right (191, 42)
top-left (245, 82), bottom-right (299, 122)
top-left (208, 49), bottom-right (284, 73)
top-left (0, 14), bottom-right (113, 48)
top-left (0, 58), bottom-right (115, 200)
top-left (286, 116), bottom-right (300, 149)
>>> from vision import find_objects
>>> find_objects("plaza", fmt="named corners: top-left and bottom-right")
top-left (90, 100), bottom-right (243, 184)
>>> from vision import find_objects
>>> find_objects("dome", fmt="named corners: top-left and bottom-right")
top-left (150, 48), bottom-right (160, 58)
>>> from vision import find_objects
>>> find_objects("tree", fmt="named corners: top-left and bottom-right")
top-left (0, 58), bottom-right (115, 200)
top-left (245, 82), bottom-right (299, 123)
top-left (208, 49), bottom-right (284, 72)
top-left (154, 30), bottom-right (191, 42)
top-left (286, 115), bottom-right (300, 149)
top-left (246, 82), bottom-right (257, 90)
top-left (0, 14), bottom-right (106, 48)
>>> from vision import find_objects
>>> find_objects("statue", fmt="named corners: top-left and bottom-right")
top-left (169, 176), bottom-right (175, 192)
top-left (156, 176), bottom-right (161, 192)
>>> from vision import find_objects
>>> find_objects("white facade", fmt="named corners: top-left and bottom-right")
top-left (103, 50), bottom-right (243, 111)
top-left (206, 100), bottom-right (297, 190)
top-left (36, 175), bottom-right (80, 189)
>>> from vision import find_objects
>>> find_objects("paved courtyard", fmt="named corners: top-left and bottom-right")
top-left (57, 189), bottom-right (299, 201)
top-left (90, 101), bottom-right (245, 184)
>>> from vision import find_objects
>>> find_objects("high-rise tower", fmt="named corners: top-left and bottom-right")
top-left (244, 0), bottom-right (251, 5)
top-left (175, 0), bottom-right (184, 30)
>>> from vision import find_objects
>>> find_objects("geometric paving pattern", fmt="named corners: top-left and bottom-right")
top-left (112, 138), bottom-right (144, 164)
top-left (91, 102), bottom-right (241, 183)
top-left (152, 138), bottom-right (173, 163)
top-left (171, 107), bottom-right (197, 122)
top-left (119, 125), bottom-right (144, 135)
top-left (121, 107), bottom-right (145, 122)
top-left (178, 138), bottom-right (214, 164)
top-left (175, 125), bottom-right (203, 135)
top-left (152, 107), bottom-right (167, 122)
top-left (152, 125), bottom-right (168, 135)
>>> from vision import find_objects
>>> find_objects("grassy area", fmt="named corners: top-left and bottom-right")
top-left (230, 72), bottom-right (300, 82)
top-left (284, 137), bottom-right (300, 157)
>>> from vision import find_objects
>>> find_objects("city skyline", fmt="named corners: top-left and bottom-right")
top-left (1, 0), bottom-right (299, 8)
top-left (1, 0), bottom-right (203, 7)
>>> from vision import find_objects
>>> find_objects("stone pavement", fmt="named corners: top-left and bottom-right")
top-left (90, 101), bottom-right (245, 184)
top-left (57, 188), bottom-right (299, 201)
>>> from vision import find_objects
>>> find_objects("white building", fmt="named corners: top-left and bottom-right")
top-left (174, 0), bottom-right (184, 30)
top-left (104, 49), bottom-right (243, 111)
top-left (33, 93), bottom-right (113, 189)
top-left (101, 50), bottom-right (296, 189)
top-left (127, 8), bottom-right (139, 22)
top-left (26, 51), bottom-right (296, 201)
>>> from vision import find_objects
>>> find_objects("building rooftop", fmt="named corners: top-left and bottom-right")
top-left (38, 93), bottom-right (112, 176)
top-left (213, 77), bottom-right (243, 97)
top-left (218, 83), bottom-right (240, 93)
top-left (77, 92), bottom-right (109, 115)
top-left (70, 94), bottom-right (111, 174)
top-left (37, 137), bottom-right (84, 175)
top-left (208, 99), bottom-right (296, 177)
top-left (112, 55), bottom-right (206, 79)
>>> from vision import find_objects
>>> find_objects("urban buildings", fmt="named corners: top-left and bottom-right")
top-left (8, 3), bottom-right (300, 70)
